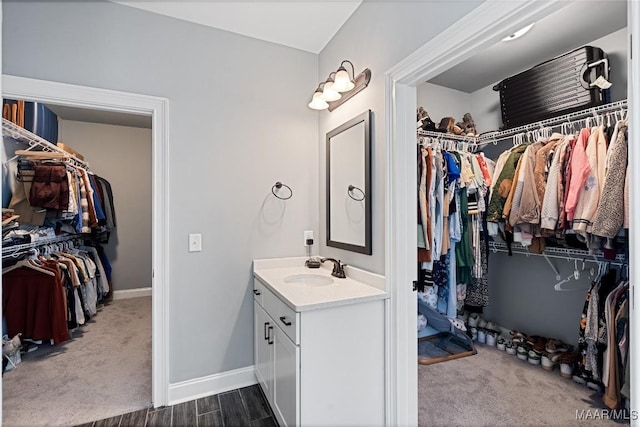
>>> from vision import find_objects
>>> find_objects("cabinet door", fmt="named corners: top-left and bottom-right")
top-left (254, 302), bottom-right (273, 397)
top-left (273, 326), bottom-right (299, 427)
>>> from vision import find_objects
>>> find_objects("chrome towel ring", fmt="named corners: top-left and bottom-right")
top-left (347, 185), bottom-right (365, 201)
top-left (272, 181), bottom-right (293, 200)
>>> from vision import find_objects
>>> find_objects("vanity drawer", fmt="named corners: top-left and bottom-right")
top-left (263, 286), bottom-right (299, 345)
top-left (253, 278), bottom-right (265, 306)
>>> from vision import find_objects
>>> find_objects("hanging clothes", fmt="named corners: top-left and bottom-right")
top-left (416, 134), bottom-right (492, 317)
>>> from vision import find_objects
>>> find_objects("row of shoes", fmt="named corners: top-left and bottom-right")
top-left (461, 312), bottom-right (585, 381)
top-left (416, 107), bottom-right (479, 137)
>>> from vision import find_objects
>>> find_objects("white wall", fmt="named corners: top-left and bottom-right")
top-left (2, 0), bottom-right (319, 383)
top-left (58, 120), bottom-right (152, 293)
top-left (318, 0), bottom-right (482, 275)
top-left (416, 83), bottom-right (472, 131)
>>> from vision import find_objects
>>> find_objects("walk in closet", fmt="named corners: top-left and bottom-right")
top-left (1, 103), bottom-right (153, 426)
top-left (414, 1), bottom-right (631, 424)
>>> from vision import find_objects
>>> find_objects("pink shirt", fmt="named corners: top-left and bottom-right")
top-left (565, 128), bottom-right (591, 222)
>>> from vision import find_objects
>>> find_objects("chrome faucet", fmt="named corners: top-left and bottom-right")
top-left (321, 258), bottom-right (346, 278)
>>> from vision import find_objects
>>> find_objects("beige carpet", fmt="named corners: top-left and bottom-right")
top-left (2, 296), bottom-right (152, 427)
top-left (419, 345), bottom-right (626, 426)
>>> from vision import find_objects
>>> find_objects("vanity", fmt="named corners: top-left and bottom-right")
top-left (253, 257), bottom-right (388, 427)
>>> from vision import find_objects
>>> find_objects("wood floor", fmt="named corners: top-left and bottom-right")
top-left (75, 385), bottom-right (278, 427)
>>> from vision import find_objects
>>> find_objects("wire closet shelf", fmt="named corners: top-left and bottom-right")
top-left (2, 118), bottom-right (90, 169)
top-left (2, 235), bottom-right (83, 259)
top-left (417, 99), bottom-right (628, 151)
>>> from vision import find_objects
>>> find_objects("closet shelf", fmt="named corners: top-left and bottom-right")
top-left (488, 241), bottom-right (626, 266)
top-left (2, 118), bottom-right (90, 169)
top-left (417, 100), bottom-right (627, 150)
top-left (478, 99), bottom-right (628, 145)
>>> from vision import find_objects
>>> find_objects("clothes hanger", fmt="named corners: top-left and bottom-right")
top-left (554, 259), bottom-right (589, 291)
top-left (2, 257), bottom-right (55, 276)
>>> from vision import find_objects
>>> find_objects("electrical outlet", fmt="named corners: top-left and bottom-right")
top-left (304, 230), bottom-right (314, 246)
top-left (188, 234), bottom-right (202, 252)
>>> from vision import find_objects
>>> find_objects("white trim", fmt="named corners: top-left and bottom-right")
top-left (628, 1), bottom-right (639, 424)
top-left (168, 366), bottom-right (257, 406)
top-left (112, 287), bottom-right (153, 300)
top-left (1, 75), bottom-right (170, 408)
top-left (384, 1), bottom-right (593, 424)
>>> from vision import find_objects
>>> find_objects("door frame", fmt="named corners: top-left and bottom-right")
top-left (1, 74), bottom-right (171, 407)
top-left (384, 1), bottom-right (639, 424)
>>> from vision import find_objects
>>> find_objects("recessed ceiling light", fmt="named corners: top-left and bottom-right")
top-left (502, 23), bottom-right (535, 42)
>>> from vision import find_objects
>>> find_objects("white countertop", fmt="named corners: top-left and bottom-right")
top-left (253, 257), bottom-right (388, 312)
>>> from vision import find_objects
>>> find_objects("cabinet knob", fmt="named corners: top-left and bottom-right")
top-left (264, 322), bottom-right (270, 340)
top-left (253, 289), bottom-right (261, 295)
top-left (279, 316), bottom-right (292, 326)
top-left (268, 326), bottom-right (274, 345)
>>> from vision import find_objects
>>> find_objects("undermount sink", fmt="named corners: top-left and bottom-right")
top-left (283, 273), bottom-right (334, 286)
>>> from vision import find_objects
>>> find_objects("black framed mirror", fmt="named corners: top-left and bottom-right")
top-left (326, 110), bottom-right (371, 255)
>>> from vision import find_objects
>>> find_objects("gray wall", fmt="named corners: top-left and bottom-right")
top-left (2, 1), bottom-right (319, 383)
top-left (58, 120), bottom-right (152, 292)
top-left (318, 1), bottom-right (482, 275)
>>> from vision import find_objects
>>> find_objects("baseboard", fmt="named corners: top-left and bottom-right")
top-left (112, 287), bottom-right (152, 300)
top-left (168, 366), bottom-right (257, 405)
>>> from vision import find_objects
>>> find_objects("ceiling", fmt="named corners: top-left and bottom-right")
top-left (428, 0), bottom-right (628, 93)
top-left (110, 1), bottom-right (362, 54)
top-left (47, 104), bottom-right (152, 129)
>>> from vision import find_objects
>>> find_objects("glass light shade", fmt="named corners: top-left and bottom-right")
top-left (333, 69), bottom-right (355, 92)
top-left (322, 81), bottom-right (342, 102)
top-left (308, 91), bottom-right (329, 110)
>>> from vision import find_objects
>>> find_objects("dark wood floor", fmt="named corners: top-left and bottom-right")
top-left (75, 385), bottom-right (278, 427)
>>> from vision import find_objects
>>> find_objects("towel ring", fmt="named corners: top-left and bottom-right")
top-left (272, 181), bottom-right (293, 200)
top-left (347, 185), bottom-right (366, 201)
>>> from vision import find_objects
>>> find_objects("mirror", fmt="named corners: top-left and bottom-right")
top-left (326, 110), bottom-right (371, 254)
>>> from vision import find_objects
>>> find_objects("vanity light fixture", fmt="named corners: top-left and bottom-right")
top-left (502, 23), bottom-right (535, 41)
top-left (308, 60), bottom-right (371, 112)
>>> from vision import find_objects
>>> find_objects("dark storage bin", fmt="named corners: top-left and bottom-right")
top-left (493, 46), bottom-right (610, 129)
top-left (3, 99), bottom-right (59, 144)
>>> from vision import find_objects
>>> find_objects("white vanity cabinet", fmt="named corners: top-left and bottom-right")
top-left (253, 274), bottom-right (386, 427)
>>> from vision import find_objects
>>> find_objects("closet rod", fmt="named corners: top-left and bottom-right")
top-left (417, 130), bottom-right (478, 152)
top-left (477, 99), bottom-right (628, 145)
top-left (488, 241), bottom-right (626, 266)
top-left (2, 234), bottom-right (81, 258)
top-left (417, 129), bottom-right (478, 142)
top-left (2, 118), bottom-right (90, 169)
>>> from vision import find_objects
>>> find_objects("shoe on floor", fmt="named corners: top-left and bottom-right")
top-left (516, 344), bottom-right (529, 361)
top-left (528, 350), bottom-right (542, 365)
top-left (468, 313), bottom-right (480, 328)
top-left (511, 331), bottom-right (527, 345)
top-left (485, 331), bottom-right (497, 347)
top-left (526, 335), bottom-right (548, 353)
top-left (545, 339), bottom-right (569, 354)
top-left (541, 354), bottom-right (556, 371)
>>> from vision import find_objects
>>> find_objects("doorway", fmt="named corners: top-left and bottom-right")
top-left (1, 75), bottom-right (170, 417)
top-left (384, 1), bottom-right (639, 424)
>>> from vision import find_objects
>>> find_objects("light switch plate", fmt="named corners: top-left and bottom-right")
top-left (189, 234), bottom-right (202, 252)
